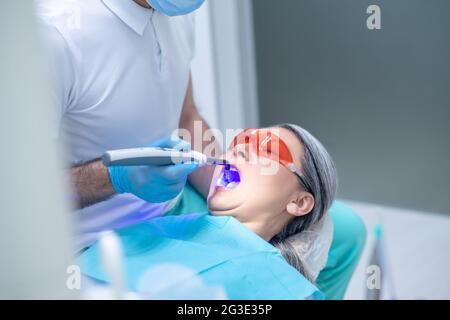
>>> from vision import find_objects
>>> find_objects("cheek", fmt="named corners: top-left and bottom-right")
top-left (239, 167), bottom-right (298, 216)
top-left (251, 171), bottom-right (295, 207)
top-left (207, 161), bottom-right (299, 217)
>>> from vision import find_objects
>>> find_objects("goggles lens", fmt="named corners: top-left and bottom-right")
top-left (229, 129), bottom-right (298, 172)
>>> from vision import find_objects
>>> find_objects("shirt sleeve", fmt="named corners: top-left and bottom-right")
top-left (36, 19), bottom-right (77, 138)
top-left (187, 12), bottom-right (196, 61)
top-left (173, 12), bottom-right (196, 62)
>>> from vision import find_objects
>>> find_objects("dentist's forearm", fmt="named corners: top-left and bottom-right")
top-left (181, 111), bottom-right (217, 197)
top-left (70, 160), bottom-right (116, 209)
top-left (179, 73), bottom-right (220, 198)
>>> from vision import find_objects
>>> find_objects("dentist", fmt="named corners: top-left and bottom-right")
top-left (35, 0), bottom-right (213, 249)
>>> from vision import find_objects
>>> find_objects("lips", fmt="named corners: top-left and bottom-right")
top-left (215, 165), bottom-right (241, 190)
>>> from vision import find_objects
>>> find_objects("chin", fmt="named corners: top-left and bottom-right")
top-left (207, 191), bottom-right (243, 216)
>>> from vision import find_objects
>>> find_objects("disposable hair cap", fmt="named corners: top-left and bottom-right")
top-left (286, 214), bottom-right (333, 281)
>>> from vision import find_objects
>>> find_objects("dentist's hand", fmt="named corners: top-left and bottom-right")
top-left (108, 137), bottom-right (199, 203)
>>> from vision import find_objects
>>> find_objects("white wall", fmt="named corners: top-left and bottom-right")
top-left (0, 0), bottom-right (74, 298)
top-left (191, 0), bottom-right (219, 129)
top-left (191, 0), bottom-right (259, 142)
top-left (344, 201), bottom-right (450, 300)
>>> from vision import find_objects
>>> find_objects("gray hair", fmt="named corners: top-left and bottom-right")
top-left (270, 124), bottom-right (338, 281)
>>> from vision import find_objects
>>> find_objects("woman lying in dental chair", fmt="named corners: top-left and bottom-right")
top-left (79, 124), bottom-right (345, 299)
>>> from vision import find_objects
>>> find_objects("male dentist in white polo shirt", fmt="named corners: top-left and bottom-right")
top-left (35, 0), bottom-right (214, 250)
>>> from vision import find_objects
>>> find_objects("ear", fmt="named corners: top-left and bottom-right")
top-left (286, 192), bottom-right (315, 217)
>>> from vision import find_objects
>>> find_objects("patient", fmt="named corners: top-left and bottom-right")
top-left (79, 124), bottom-right (337, 300)
top-left (209, 125), bottom-right (337, 278)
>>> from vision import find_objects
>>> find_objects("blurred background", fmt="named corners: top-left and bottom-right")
top-left (1, 0), bottom-right (449, 299)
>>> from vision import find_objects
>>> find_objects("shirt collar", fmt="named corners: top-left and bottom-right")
top-left (102, 0), bottom-right (153, 36)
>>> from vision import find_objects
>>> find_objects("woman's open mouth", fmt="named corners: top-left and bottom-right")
top-left (215, 165), bottom-right (241, 190)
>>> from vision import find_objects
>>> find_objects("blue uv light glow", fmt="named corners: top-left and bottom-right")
top-left (216, 165), bottom-right (241, 189)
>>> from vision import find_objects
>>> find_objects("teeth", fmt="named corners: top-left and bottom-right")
top-left (216, 165), bottom-right (241, 189)
top-left (225, 182), bottom-right (239, 189)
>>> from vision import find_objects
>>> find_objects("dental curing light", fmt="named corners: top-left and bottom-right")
top-left (102, 147), bottom-right (230, 167)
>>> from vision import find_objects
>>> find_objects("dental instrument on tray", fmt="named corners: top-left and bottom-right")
top-left (102, 147), bottom-right (230, 167)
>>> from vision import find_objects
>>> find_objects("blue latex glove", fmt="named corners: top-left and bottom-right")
top-left (108, 136), bottom-right (199, 203)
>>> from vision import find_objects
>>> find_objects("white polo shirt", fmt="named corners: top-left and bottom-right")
top-left (35, 0), bottom-right (195, 249)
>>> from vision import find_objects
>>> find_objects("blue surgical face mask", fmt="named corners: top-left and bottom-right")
top-left (146, 0), bottom-right (205, 17)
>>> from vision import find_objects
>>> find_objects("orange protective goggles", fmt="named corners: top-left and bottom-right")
top-left (229, 128), bottom-right (310, 191)
top-left (229, 128), bottom-right (300, 173)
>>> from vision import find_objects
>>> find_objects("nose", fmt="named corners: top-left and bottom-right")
top-left (222, 149), bottom-right (235, 163)
top-left (222, 151), bottom-right (245, 174)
